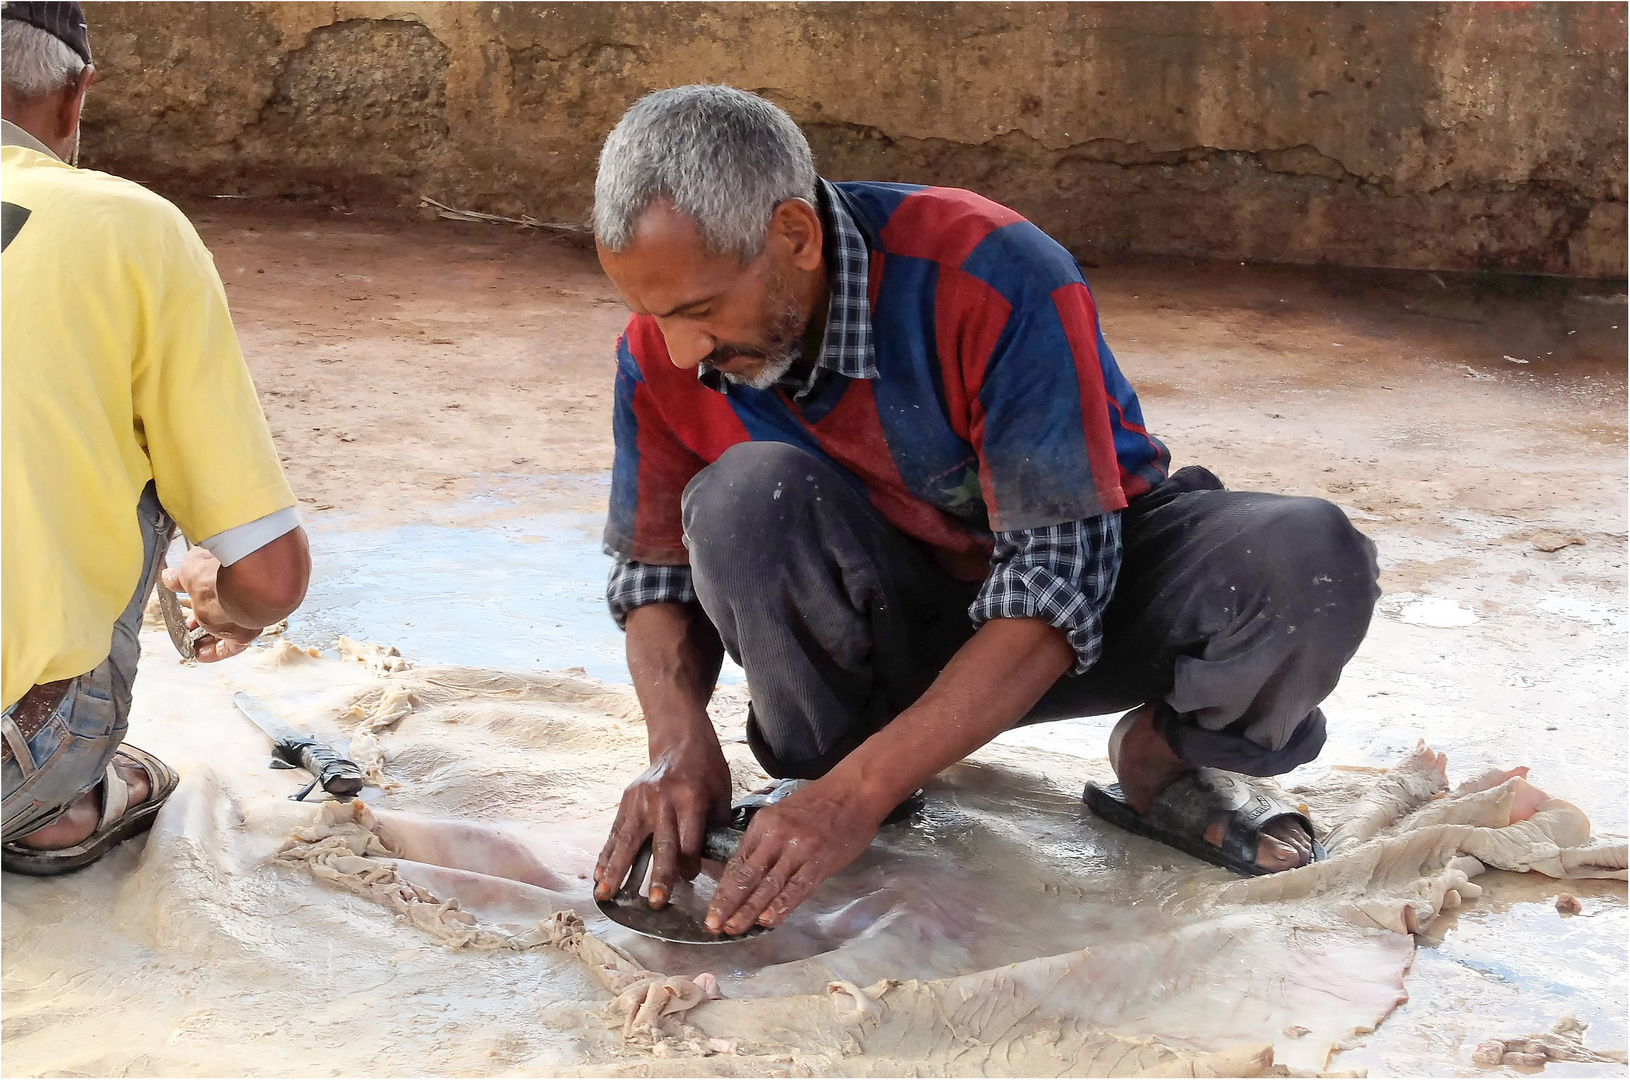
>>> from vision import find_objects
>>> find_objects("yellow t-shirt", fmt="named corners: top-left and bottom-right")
top-left (2, 143), bottom-right (296, 708)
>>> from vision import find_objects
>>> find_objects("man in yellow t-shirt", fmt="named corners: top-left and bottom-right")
top-left (1, 2), bottom-right (312, 875)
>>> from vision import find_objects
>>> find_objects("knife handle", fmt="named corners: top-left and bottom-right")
top-left (612, 828), bottom-right (746, 901)
top-left (701, 827), bottom-right (745, 864)
top-left (295, 740), bottom-right (365, 799)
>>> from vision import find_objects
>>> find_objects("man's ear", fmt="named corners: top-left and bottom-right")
top-left (769, 198), bottom-right (824, 272)
top-left (55, 65), bottom-right (94, 141)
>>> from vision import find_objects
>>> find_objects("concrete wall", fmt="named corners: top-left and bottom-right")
top-left (80, 2), bottom-right (1627, 277)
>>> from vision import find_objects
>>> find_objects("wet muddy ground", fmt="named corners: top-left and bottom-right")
top-left (194, 199), bottom-right (1627, 1075)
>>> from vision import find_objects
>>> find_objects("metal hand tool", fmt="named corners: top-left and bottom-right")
top-left (596, 826), bottom-right (770, 944)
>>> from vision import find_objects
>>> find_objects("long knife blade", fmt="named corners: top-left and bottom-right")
top-left (232, 691), bottom-right (306, 744)
top-left (232, 692), bottom-right (365, 800)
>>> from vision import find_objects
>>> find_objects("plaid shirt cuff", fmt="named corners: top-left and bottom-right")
top-left (968, 514), bottom-right (1124, 675)
top-left (606, 556), bottom-right (696, 629)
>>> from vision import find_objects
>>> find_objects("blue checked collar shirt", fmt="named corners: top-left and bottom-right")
top-left (606, 179), bottom-right (1125, 675)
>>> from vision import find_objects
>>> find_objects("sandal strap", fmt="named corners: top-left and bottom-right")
top-left (98, 760), bottom-right (131, 832)
top-left (1146, 768), bottom-right (1313, 866)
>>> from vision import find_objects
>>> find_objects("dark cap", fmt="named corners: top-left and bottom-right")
top-left (2, 1), bottom-right (91, 65)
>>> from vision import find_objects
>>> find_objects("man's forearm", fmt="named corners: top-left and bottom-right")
top-left (624, 602), bottom-right (726, 757)
top-left (825, 617), bottom-right (1074, 818)
top-left (598, 602), bottom-right (730, 903)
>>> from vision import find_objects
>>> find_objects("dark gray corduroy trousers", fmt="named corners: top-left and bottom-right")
top-left (681, 442), bottom-right (1380, 781)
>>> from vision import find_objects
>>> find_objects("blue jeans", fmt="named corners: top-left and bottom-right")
top-left (1, 484), bottom-right (172, 841)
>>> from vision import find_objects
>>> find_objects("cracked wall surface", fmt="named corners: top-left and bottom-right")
top-left (81, 1), bottom-right (1627, 276)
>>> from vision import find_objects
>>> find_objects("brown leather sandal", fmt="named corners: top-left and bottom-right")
top-left (2, 745), bottom-right (179, 876)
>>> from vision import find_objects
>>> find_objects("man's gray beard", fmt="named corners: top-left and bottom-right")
top-left (721, 346), bottom-right (799, 390)
top-left (720, 291), bottom-right (806, 390)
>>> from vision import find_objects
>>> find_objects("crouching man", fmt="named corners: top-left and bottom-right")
top-left (589, 86), bottom-right (1381, 936)
top-left (2, 2), bottom-right (310, 874)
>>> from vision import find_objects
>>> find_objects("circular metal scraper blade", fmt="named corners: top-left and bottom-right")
top-left (595, 895), bottom-right (772, 945)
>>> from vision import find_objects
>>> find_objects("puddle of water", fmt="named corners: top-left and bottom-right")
top-left (284, 511), bottom-right (741, 685)
top-left (1377, 591), bottom-right (1480, 627)
top-left (1341, 873), bottom-right (1629, 1075)
top-left (1537, 593), bottom-right (1630, 632)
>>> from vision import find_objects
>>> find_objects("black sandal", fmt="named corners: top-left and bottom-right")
top-left (1084, 768), bottom-right (1326, 877)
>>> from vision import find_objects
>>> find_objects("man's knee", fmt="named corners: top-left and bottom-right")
top-left (1, 676), bottom-right (126, 841)
top-left (682, 441), bottom-right (825, 557)
top-left (1162, 707), bottom-right (1327, 777)
top-left (1261, 497), bottom-right (1379, 608)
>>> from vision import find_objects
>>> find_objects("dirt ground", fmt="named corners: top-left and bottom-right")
top-left (181, 198), bottom-right (1629, 1074)
top-left (201, 198), bottom-right (1627, 531)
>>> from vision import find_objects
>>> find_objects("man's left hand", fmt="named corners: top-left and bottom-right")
top-left (705, 778), bottom-right (885, 936)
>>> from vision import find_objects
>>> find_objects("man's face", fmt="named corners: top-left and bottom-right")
top-left (598, 200), bottom-right (812, 388)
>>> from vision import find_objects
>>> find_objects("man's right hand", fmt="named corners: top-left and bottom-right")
top-left (594, 734), bottom-right (733, 907)
top-left (160, 528), bottom-right (311, 662)
top-left (161, 546), bottom-right (261, 662)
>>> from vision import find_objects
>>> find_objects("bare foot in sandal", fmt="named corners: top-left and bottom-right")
top-left (1108, 704), bottom-right (1313, 872)
top-left (13, 753), bottom-right (153, 850)
top-left (7, 744), bottom-right (179, 872)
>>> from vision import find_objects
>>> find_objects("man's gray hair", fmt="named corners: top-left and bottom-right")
top-left (594, 85), bottom-right (817, 262)
top-left (1, 20), bottom-right (85, 98)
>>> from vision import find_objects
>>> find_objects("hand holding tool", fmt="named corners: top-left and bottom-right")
top-left (596, 826), bottom-right (770, 944)
top-left (155, 565), bottom-right (209, 661)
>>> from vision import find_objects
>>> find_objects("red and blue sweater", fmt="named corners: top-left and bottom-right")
top-left (605, 180), bottom-right (1168, 578)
